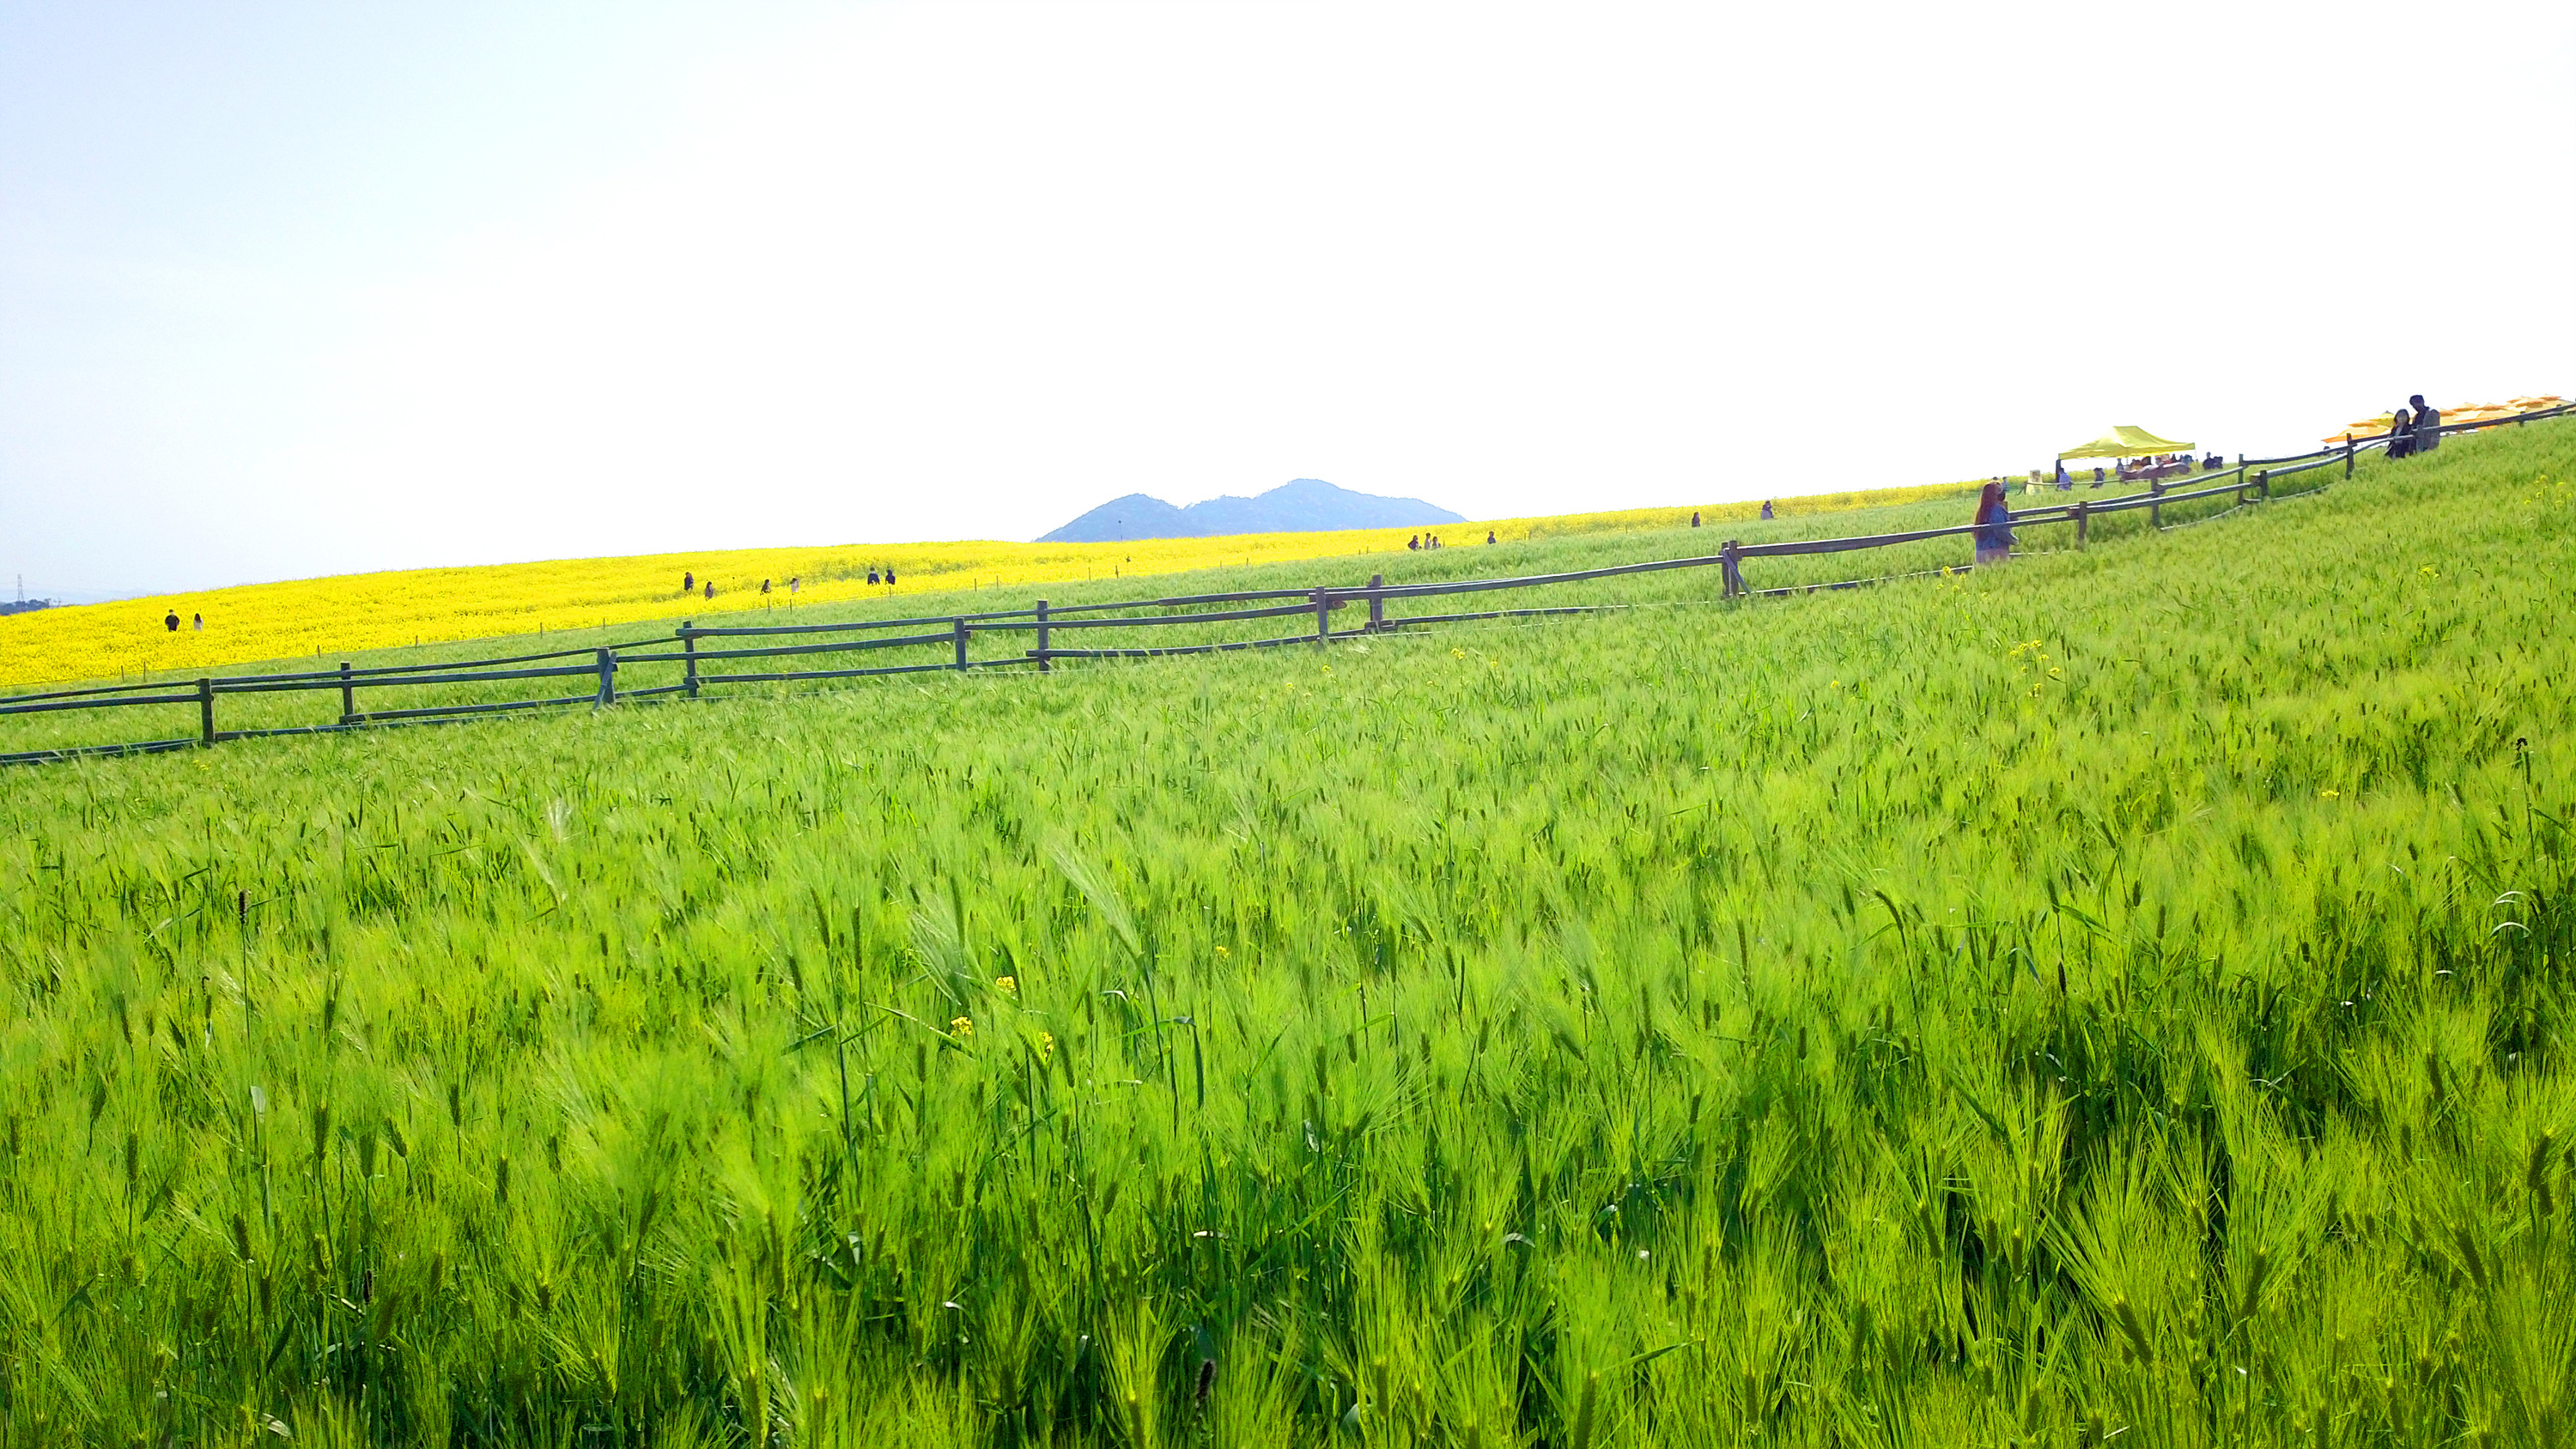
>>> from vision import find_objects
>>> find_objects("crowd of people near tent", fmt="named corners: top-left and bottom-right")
top-left (1967, 388), bottom-right (2535, 570)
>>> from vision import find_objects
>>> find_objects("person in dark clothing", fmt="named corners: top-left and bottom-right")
top-left (2386, 404), bottom-right (2416, 460)
top-left (683, 570), bottom-right (694, 593)
top-left (761, 578), bottom-right (771, 595)
top-left (164, 610), bottom-right (179, 632)
top-left (1691, 511), bottom-right (1702, 527)
top-left (884, 568), bottom-right (896, 586)
top-left (1759, 500), bottom-right (1774, 520)
top-left (1973, 482), bottom-right (2014, 567)
top-left (1407, 536), bottom-right (1419, 551)
top-left (703, 580), bottom-right (714, 599)
top-left (868, 568), bottom-right (879, 584)
top-left (2409, 394), bottom-right (2439, 453)
top-left (1486, 530), bottom-right (1497, 544)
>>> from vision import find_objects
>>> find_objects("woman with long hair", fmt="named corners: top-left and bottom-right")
top-left (1973, 481), bottom-right (2014, 568)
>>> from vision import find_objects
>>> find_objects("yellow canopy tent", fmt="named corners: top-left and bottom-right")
top-left (2058, 425), bottom-right (2195, 460)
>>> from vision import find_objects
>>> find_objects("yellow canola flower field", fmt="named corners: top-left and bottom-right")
top-left (0, 481), bottom-right (1973, 689)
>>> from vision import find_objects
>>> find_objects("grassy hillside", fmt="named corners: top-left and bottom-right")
top-left (0, 480), bottom-right (1991, 690)
top-left (2, 421), bottom-right (2573, 1446)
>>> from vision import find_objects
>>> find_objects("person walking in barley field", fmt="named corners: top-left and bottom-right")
top-left (1973, 481), bottom-right (2014, 567)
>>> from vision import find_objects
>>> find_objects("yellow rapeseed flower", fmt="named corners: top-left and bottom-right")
top-left (949, 1016), bottom-right (973, 1039)
top-left (994, 976), bottom-right (1017, 996)
top-left (0, 478), bottom-right (1983, 688)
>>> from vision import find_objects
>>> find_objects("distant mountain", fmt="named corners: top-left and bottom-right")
top-left (1040, 479), bottom-right (1464, 543)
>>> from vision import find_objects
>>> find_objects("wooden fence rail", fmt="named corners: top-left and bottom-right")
top-left (5, 402), bottom-right (2566, 767)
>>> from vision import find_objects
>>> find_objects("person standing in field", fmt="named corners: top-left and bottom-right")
top-left (2385, 403), bottom-right (2416, 459)
top-left (884, 568), bottom-right (896, 586)
top-left (164, 610), bottom-right (179, 632)
top-left (2410, 394), bottom-right (2439, 453)
top-left (1760, 500), bottom-right (1774, 519)
top-left (703, 579), bottom-right (714, 599)
top-left (1487, 530), bottom-right (1497, 544)
top-left (1973, 482), bottom-right (2014, 568)
top-left (683, 570), bottom-right (693, 593)
top-left (761, 578), bottom-right (771, 596)
top-left (192, 613), bottom-right (203, 631)
top-left (1692, 511), bottom-right (1702, 527)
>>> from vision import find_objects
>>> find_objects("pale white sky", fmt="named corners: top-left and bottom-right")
top-left (3, 1), bottom-right (2570, 599)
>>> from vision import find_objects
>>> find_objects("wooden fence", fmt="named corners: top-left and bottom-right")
top-left (5, 401), bottom-right (2566, 767)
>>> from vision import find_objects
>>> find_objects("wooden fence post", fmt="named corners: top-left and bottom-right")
top-left (338, 662), bottom-right (355, 724)
top-left (2149, 479), bottom-right (2163, 529)
top-left (2344, 439), bottom-right (2355, 479)
top-left (592, 648), bottom-right (617, 707)
top-left (1367, 574), bottom-right (1383, 632)
top-left (952, 618), bottom-right (969, 672)
top-left (681, 621), bottom-right (700, 697)
top-left (1035, 600), bottom-right (1050, 672)
top-left (1720, 541), bottom-right (1742, 597)
top-left (1313, 589), bottom-right (1331, 644)
top-left (197, 677), bottom-right (216, 746)
top-left (2256, 470), bottom-right (2271, 500)
top-left (2073, 500), bottom-right (2089, 547)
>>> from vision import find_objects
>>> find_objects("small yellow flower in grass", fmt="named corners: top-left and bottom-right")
top-left (1214, 945), bottom-right (1230, 958)
top-left (1452, 648), bottom-right (1466, 658)
top-left (949, 1016), bottom-right (973, 1039)
top-left (994, 975), bottom-right (1017, 996)
top-left (2320, 789), bottom-right (2340, 798)
top-left (1037, 1031), bottom-right (1055, 1060)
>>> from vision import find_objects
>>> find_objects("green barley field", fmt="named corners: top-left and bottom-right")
top-left (3, 422), bottom-right (2574, 1446)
